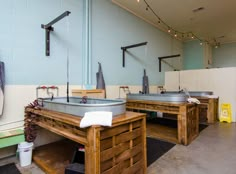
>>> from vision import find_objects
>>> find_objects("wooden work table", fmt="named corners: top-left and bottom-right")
top-left (25, 108), bottom-right (147, 174)
top-left (126, 99), bottom-right (199, 145)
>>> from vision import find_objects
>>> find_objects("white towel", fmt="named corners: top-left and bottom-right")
top-left (80, 111), bottom-right (112, 128)
top-left (206, 95), bottom-right (219, 99)
top-left (187, 97), bottom-right (201, 104)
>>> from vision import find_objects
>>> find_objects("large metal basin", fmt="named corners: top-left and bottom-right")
top-left (37, 97), bottom-right (126, 117)
top-left (127, 93), bottom-right (187, 102)
top-left (163, 91), bottom-right (213, 97)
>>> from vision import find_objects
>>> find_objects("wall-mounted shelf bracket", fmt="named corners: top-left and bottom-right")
top-left (158, 54), bottom-right (180, 72)
top-left (41, 11), bottom-right (71, 56)
top-left (121, 42), bottom-right (147, 67)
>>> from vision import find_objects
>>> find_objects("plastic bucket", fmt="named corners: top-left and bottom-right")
top-left (17, 142), bottom-right (34, 167)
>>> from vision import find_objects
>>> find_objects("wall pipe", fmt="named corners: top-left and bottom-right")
top-left (82, 0), bottom-right (92, 87)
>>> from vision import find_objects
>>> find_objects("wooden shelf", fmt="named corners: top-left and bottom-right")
top-left (33, 139), bottom-right (77, 174)
top-left (147, 122), bottom-right (178, 144)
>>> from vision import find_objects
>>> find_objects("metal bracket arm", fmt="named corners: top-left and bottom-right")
top-left (121, 42), bottom-right (147, 67)
top-left (158, 54), bottom-right (180, 72)
top-left (41, 11), bottom-right (71, 56)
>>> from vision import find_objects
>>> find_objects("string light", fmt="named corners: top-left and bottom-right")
top-left (174, 32), bottom-right (177, 37)
top-left (141, 0), bottom-right (219, 47)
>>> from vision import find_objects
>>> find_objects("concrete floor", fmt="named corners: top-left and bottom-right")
top-left (1, 122), bottom-right (236, 174)
top-left (148, 122), bottom-right (236, 174)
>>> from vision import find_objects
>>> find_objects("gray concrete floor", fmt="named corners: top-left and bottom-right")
top-left (1, 122), bottom-right (235, 174)
top-left (148, 122), bottom-right (236, 174)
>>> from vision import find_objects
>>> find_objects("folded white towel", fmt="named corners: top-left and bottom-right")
top-left (206, 95), bottom-right (219, 99)
top-left (187, 97), bottom-right (201, 104)
top-left (80, 111), bottom-right (112, 128)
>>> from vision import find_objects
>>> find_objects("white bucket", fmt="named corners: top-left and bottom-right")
top-left (17, 142), bottom-right (34, 167)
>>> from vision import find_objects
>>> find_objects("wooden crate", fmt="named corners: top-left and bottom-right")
top-left (25, 108), bottom-right (146, 174)
top-left (72, 89), bottom-right (105, 98)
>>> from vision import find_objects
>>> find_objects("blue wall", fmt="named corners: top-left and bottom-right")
top-left (212, 42), bottom-right (236, 68)
top-left (0, 0), bottom-right (83, 85)
top-left (0, 0), bottom-right (182, 86)
top-left (183, 40), bottom-right (204, 70)
top-left (91, 0), bottom-right (182, 85)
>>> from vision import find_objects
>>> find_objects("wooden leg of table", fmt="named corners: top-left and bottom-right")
top-left (178, 105), bottom-right (188, 145)
top-left (141, 117), bottom-right (147, 174)
top-left (208, 98), bottom-right (218, 124)
top-left (85, 126), bottom-right (101, 174)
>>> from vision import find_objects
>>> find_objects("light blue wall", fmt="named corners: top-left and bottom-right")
top-left (212, 42), bottom-right (236, 68)
top-left (0, 0), bottom-right (83, 85)
top-left (91, 0), bottom-right (182, 85)
top-left (0, 0), bottom-right (182, 86)
top-left (183, 40), bottom-right (204, 70)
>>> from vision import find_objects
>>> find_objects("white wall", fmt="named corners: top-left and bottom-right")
top-left (165, 67), bottom-right (236, 122)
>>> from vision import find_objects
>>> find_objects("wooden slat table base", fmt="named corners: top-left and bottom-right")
top-left (25, 108), bottom-right (147, 174)
top-left (126, 100), bottom-right (199, 145)
top-left (196, 97), bottom-right (219, 124)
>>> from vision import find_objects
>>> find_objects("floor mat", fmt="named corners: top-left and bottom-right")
top-left (0, 163), bottom-right (21, 174)
top-left (147, 137), bottom-right (175, 166)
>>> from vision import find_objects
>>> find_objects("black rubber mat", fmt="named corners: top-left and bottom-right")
top-left (0, 163), bottom-right (21, 174)
top-left (147, 137), bottom-right (175, 166)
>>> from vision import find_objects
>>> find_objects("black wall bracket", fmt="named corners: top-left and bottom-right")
top-left (41, 11), bottom-right (71, 56)
top-left (121, 42), bottom-right (147, 67)
top-left (158, 54), bottom-right (180, 72)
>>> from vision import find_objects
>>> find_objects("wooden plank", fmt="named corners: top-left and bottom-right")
top-left (146, 122), bottom-right (178, 144)
top-left (33, 140), bottom-right (77, 174)
top-left (72, 89), bottom-right (105, 98)
top-left (101, 142), bottom-right (130, 162)
top-left (115, 128), bottom-right (141, 145)
top-left (85, 126), bottom-right (101, 174)
top-left (100, 137), bottom-right (112, 151)
top-left (122, 159), bottom-right (143, 174)
top-left (100, 124), bottom-right (129, 140)
top-left (36, 121), bottom-right (88, 146)
top-left (115, 143), bottom-right (142, 164)
top-left (102, 160), bottom-right (130, 174)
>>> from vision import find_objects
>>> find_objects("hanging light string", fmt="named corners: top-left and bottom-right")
top-left (142, 0), bottom-right (218, 47)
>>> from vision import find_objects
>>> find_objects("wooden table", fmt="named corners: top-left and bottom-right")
top-left (126, 100), bottom-right (199, 145)
top-left (25, 108), bottom-right (147, 174)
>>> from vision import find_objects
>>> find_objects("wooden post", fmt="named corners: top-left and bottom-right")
top-left (178, 105), bottom-right (187, 145)
top-left (85, 126), bottom-right (101, 174)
